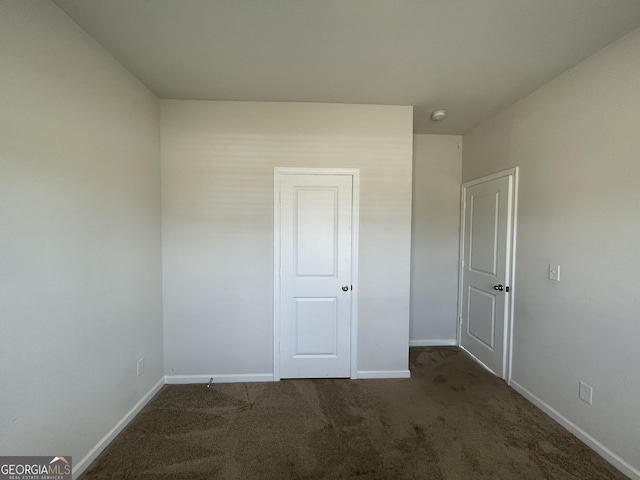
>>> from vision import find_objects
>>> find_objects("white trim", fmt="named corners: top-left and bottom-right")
top-left (506, 168), bottom-right (519, 385)
top-left (72, 377), bottom-right (164, 478)
top-left (463, 167), bottom-right (519, 187)
top-left (457, 167), bottom-right (519, 383)
top-left (273, 167), bottom-right (360, 381)
top-left (409, 339), bottom-right (457, 347)
top-left (273, 169), bottom-right (282, 381)
top-left (350, 172), bottom-right (360, 379)
top-left (456, 183), bottom-right (465, 346)
top-left (356, 370), bottom-right (411, 379)
top-left (274, 167), bottom-right (361, 176)
top-left (511, 381), bottom-right (640, 480)
top-left (164, 373), bottom-right (274, 384)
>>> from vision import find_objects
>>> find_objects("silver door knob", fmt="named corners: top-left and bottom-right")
top-left (342, 285), bottom-right (349, 291)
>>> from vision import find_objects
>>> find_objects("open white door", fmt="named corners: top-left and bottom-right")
top-left (460, 169), bottom-right (517, 380)
top-left (275, 170), bottom-right (356, 379)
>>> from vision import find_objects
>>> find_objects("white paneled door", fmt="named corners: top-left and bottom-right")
top-left (460, 172), bottom-right (515, 379)
top-left (278, 173), bottom-right (354, 378)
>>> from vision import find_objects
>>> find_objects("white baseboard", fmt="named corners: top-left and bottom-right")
top-left (355, 370), bottom-right (411, 379)
top-left (409, 339), bottom-right (457, 347)
top-left (510, 380), bottom-right (640, 480)
top-left (72, 377), bottom-right (164, 478)
top-left (164, 373), bottom-right (274, 384)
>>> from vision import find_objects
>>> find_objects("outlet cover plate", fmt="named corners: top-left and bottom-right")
top-left (579, 381), bottom-right (593, 405)
top-left (137, 358), bottom-right (144, 377)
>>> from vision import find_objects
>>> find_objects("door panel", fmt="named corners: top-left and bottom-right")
top-left (467, 286), bottom-right (496, 350)
top-left (279, 174), bottom-right (352, 378)
top-left (469, 192), bottom-right (499, 275)
top-left (461, 175), bottom-right (512, 377)
top-left (294, 298), bottom-right (337, 356)
top-left (295, 188), bottom-right (337, 277)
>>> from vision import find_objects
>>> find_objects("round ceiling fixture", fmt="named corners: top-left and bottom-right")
top-left (430, 109), bottom-right (447, 121)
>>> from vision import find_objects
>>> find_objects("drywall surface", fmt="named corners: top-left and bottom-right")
top-left (410, 135), bottom-right (462, 344)
top-left (161, 101), bottom-right (413, 376)
top-left (463, 28), bottom-right (640, 476)
top-left (0, 0), bottom-right (162, 466)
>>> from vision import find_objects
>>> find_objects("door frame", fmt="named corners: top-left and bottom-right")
top-left (273, 167), bottom-right (360, 381)
top-left (457, 167), bottom-right (519, 384)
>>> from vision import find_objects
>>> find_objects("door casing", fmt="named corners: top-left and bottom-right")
top-left (457, 167), bottom-right (519, 384)
top-left (273, 167), bottom-right (360, 381)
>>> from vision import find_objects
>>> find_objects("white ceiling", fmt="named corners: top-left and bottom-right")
top-left (52, 0), bottom-right (640, 134)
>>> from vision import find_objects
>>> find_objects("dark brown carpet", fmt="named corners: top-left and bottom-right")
top-left (80, 347), bottom-right (628, 479)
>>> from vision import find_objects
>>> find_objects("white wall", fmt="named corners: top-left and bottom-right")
top-left (410, 135), bottom-right (462, 345)
top-left (0, 0), bottom-right (163, 471)
top-left (161, 101), bottom-right (413, 377)
top-left (463, 28), bottom-right (640, 478)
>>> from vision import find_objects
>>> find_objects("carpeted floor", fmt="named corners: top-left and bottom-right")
top-left (80, 347), bottom-right (628, 479)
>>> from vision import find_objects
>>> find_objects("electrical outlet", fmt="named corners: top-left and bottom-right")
top-left (137, 357), bottom-right (144, 377)
top-left (549, 264), bottom-right (560, 281)
top-left (579, 381), bottom-right (593, 405)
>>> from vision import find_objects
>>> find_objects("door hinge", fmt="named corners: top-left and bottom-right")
top-left (278, 342), bottom-right (281, 353)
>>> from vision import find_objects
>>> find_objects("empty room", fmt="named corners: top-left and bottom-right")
top-left (1, 1), bottom-right (639, 479)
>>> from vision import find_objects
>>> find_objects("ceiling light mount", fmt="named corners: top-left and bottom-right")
top-left (430, 109), bottom-right (447, 121)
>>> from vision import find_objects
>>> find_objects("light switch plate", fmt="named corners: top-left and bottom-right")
top-left (137, 357), bottom-right (144, 376)
top-left (549, 264), bottom-right (560, 281)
